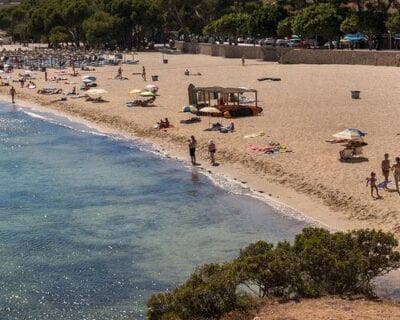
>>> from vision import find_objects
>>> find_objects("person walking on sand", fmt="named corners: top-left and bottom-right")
top-left (9, 86), bottom-right (16, 104)
top-left (142, 66), bottom-right (146, 81)
top-left (366, 172), bottom-right (380, 198)
top-left (381, 153), bottom-right (391, 189)
top-left (44, 70), bottom-right (48, 82)
top-left (391, 157), bottom-right (400, 192)
top-left (188, 135), bottom-right (197, 165)
top-left (208, 140), bottom-right (216, 165)
top-left (118, 66), bottom-right (122, 78)
top-left (241, 55), bottom-right (245, 66)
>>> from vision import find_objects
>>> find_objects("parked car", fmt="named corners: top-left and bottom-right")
top-left (287, 38), bottom-right (301, 47)
top-left (323, 41), bottom-right (338, 49)
top-left (343, 33), bottom-right (368, 43)
top-left (276, 38), bottom-right (289, 47)
top-left (260, 38), bottom-right (275, 46)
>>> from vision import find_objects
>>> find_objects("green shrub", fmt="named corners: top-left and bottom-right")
top-left (147, 228), bottom-right (400, 319)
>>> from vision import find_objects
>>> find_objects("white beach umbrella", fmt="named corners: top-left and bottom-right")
top-left (332, 128), bottom-right (366, 140)
top-left (199, 106), bottom-right (222, 127)
top-left (82, 75), bottom-right (96, 82)
top-left (145, 84), bottom-right (158, 90)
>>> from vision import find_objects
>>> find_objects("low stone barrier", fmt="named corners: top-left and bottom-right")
top-left (175, 41), bottom-right (400, 66)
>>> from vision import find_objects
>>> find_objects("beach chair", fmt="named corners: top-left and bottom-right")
top-left (340, 148), bottom-right (353, 161)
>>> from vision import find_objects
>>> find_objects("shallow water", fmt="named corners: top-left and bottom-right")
top-left (0, 102), bottom-right (309, 319)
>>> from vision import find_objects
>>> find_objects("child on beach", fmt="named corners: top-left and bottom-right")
top-left (381, 153), bottom-right (390, 189)
top-left (366, 172), bottom-right (380, 198)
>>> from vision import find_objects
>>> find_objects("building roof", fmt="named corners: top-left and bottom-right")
top-left (193, 86), bottom-right (257, 94)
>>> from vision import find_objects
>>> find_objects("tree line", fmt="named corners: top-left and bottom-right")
top-left (3, 1), bottom-right (400, 48)
top-left (147, 228), bottom-right (400, 320)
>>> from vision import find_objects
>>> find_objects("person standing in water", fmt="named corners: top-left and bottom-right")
top-left (9, 86), bottom-right (16, 104)
top-left (188, 136), bottom-right (197, 165)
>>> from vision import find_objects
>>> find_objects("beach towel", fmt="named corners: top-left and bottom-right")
top-left (244, 132), bottom-right (265, 139)
top-left (378, 180), bottom-right (393, 189)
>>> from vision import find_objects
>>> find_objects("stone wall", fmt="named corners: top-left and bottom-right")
top-left (280, 49), bottom-right (400, 66)
top-left (175, 41), bottom-right (284, 61)
top-left (175, 41), bottom-right (400, 66)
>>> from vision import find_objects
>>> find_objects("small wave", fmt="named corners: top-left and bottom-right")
top-left (21, 108), bottom-right (111, 138)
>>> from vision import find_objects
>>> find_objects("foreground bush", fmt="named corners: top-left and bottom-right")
top-left (147, 228), bottom-right (400, 319)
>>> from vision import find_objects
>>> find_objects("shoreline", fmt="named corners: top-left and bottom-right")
top-left (0, 92), bottom-right (368, 232)
top-left (1, 51), bottom-right (399, 242)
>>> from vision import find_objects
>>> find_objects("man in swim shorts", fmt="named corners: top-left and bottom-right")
top-left (381, 153), bottom-right (391, 189)
top-left (188, 136), bottom-right (197, 165)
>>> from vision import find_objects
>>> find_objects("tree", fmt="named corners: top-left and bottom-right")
top-left (83, 11), bottom-right (119, 48)
top-left (292, 3), bottom-right (342, 39)
top-left (341, 14), bottom-right (360, 33)
top-left (62, 0), bottom-right (93, 47)
top-left (386, 11), bottom-right (400, 32)
top-left (277, 17), bottom-right (293, 38)
top-left (358, 10), bottom-right (387, 36)
top-left (48, 26), bottom-right (72, 47)
top-left (203, 12), bottom-right (251, 41)
top-left (250, 3), bottom-right (286, 38)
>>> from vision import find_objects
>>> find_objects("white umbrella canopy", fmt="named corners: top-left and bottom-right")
top-left (82, 75), bottom-right (96, 82)
top-left (199, 106), bottom-right (222, 127)
top-left (332, 128), bottom-right (366, 140)
top-left (199, 107), bottom-right (222, 115)
top-left (145, 84), bottom-right (158, 90)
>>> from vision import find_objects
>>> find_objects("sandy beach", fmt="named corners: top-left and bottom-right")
top-left (2, 50), bottom-right (400, 238)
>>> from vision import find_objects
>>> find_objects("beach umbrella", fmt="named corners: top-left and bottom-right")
top-left (86, 88), bottom-right (107, 96)
top-left (332, 128), bottom-right (366, 140)
top-left (145, 84), bottom-right (158, 90)
top-left (82, 75), bottom-right (96, 82)
top-left (199, 106), bottom-right (222, 127)
top-left (130, 89), bottom-right (142, 94)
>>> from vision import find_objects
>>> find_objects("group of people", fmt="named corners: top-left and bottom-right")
top-left (188, 136), bottom-right (217, 166)
top-left (366, 154), bottom-right (400, 198)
